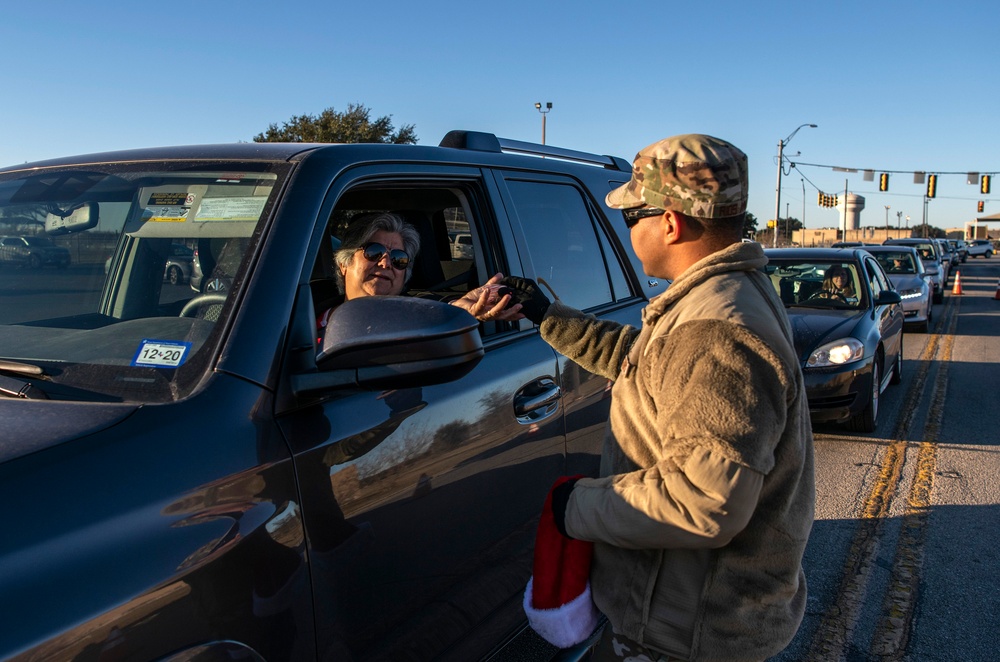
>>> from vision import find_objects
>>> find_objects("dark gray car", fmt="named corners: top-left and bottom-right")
top-left (0, 235), bottom-right (71, 268)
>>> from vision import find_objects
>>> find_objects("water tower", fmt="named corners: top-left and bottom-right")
top-left (835, 193), bottom-right (865, 233)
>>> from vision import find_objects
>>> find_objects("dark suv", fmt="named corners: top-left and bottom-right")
top-left (0, 133), bottom-right (661, 661)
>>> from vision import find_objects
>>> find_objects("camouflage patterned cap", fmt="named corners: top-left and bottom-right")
top-left (606, 134), bottom-right (748, 219)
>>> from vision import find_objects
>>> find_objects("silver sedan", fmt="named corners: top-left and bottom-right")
top-left (865, 245), bottom-right (932, 332)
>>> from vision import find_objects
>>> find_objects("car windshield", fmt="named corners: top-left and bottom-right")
top-left (872, 251), bottom-right (918, 274)
top-left (0, 162), bottom-right (284, 403)
top-left (764, 259), bottom-right (865, 309)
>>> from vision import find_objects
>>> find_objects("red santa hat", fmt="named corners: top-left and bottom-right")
top-left (523, 476), bottom-right (601, 648)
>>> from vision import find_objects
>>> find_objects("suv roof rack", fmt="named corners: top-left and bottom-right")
top-left (439, 130), bottom-right (631, 172)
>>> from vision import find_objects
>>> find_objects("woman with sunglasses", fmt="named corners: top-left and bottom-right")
top-left (319, 212), bottom-right (522, 332)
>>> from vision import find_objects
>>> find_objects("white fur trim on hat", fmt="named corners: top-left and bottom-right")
top-left (523, 576), bottom-right (601, 649)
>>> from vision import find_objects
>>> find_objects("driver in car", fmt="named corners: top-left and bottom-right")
top-left (317, 212), bottom-right (523, 337)
top-left (812, 265), bottom-right (857, 302)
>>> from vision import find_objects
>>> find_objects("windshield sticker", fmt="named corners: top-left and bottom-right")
top-left (145, 192), bottom-right (194, 223)
top-left (132, 339), bottom-right (192, 368)
top-left (195, 196), bottom-right (267, 222)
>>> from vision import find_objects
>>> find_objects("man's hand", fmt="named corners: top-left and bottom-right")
top-left (500, 276), bottom-right (551, 324)
top-left (550, 477), bottom-right (580, 539)
top-left (451, 273), bottom-right (525, 322)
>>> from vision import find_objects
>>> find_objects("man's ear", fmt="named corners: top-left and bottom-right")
top-left (661, 210), bottom-right (684, 245)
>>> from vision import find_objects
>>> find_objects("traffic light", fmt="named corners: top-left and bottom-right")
top-left (979, 201), bottom-right (985, 213)
top-left (817, 193), bottom-right (840, 208)
top-left (879, 173), bottom-right (889, 191)
top-left (926, 174), bottom-right (937, 199)
top-left (982, 175), bottom-right (991, 194)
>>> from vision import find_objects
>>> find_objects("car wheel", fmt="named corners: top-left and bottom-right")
top-left (28, 253), bottom-right (42, 269)
top-left (890, 337), bottom-right (902, 386)
top-left (933, 287), bottom-right (943, 304)
top-left (167, 265), bottom-right (182, 285)
top-left (848, 358), bottom-right (879, 433)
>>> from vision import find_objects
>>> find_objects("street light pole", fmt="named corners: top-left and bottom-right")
top-left (774, 123), bottom-right (817, 247)
top-left (534, 102), bottom-right (552, 145)
top-left (885, 205), bottom-right (890, 240)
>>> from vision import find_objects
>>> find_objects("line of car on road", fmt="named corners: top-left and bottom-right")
top-left (767, 236), bottom-right (993, 435)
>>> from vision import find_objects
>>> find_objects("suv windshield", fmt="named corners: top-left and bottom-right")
top-left (0, 162), bottom-right (283, 403)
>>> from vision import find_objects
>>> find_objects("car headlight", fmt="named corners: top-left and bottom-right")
top-left (807, 338), bottom-right (865, 368)
top-left (898, 288), bottom-right (923, 299)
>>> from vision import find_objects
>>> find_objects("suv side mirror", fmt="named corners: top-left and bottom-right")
top-left (291, 296), bottom-right (484, 396)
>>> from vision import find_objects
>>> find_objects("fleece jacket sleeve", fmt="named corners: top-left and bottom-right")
top-left (563, 319), bottom-right (793, 549)
top-left (539, 300), bottom-right (639, 382)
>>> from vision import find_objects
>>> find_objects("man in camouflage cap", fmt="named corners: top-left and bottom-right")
top-left (606, 133), bottom-right (748, 219)
top-left (505, 133), bottom-right (815, 661)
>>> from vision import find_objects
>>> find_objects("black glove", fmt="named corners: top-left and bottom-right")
top-left (500, 276), bottom-right (552, 324)
top-left (551, 477), bottom-right (580, 538)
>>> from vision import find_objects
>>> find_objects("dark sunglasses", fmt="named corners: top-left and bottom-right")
top-left (358, 242), bottom-right (410, 270)
top-left (622, 206), bottom-right (666, 228)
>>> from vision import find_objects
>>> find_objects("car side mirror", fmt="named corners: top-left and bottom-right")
top-left (876, 291), bottom-right (902, 306)
top-left (291, 296), bottom-right (484, 396)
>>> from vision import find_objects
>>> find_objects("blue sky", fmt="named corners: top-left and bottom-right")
top-left (2, 0), bottom-right (997, 230)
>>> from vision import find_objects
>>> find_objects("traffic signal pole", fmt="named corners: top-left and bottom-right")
top-left (773, 138), bottom-right (783, 248)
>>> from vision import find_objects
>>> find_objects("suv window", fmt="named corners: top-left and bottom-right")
top-left (502, 178), bottom-right (626, 310)
top-left (315, 182), bottom-right (519, 336)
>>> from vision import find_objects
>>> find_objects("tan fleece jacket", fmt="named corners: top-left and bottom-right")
top-left (539, 241), bottom-right (815, 662)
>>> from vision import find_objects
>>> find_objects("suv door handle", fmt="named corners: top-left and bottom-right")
top-left (514, 378), bottom-right (561, 424)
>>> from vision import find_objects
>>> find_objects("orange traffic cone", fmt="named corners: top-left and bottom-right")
top-left (952, 271), bottom-right (963, 295)
top-left (994, 278), bottom-right (1000, 300)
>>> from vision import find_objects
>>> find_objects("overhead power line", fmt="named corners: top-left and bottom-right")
top-left (791, 161), bottom-right (997, 177)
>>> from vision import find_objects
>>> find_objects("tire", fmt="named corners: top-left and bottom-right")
top-left (28, 253), bottom-right (42, 269)
top-left (167, 265), bottom-right (182, 285)
top-left (890, 336), bottom-right (902, 386)
top-left (933, 287), bottom-right (943, 304)
top-left (848, 359), bottom-right (880, 433)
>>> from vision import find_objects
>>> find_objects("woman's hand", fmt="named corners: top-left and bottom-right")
top-left (451, 273), bottom-right (524, 322)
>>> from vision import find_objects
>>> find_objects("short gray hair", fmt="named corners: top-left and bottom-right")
top-left (334, 212), bottom-right (421, 293)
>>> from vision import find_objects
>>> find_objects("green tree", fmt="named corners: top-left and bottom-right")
top-left (778, 216), bottom-right (803, 236)
top-left (909, 224), bottom-right (946, 239)
top-left (743, 212), bottom-right (759, 238)
top-left (253, 103), bottom-right (417, 144)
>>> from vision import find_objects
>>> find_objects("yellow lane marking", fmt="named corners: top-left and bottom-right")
top-left (869, 300), bottom-right (957, 658)
top-left (805, 296), bottom-right (957, 660)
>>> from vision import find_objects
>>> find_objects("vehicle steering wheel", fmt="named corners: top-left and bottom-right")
top-left (179, 293), bottom-right (228, 318)
top-left (808, 290), bottom-right (847, 302)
